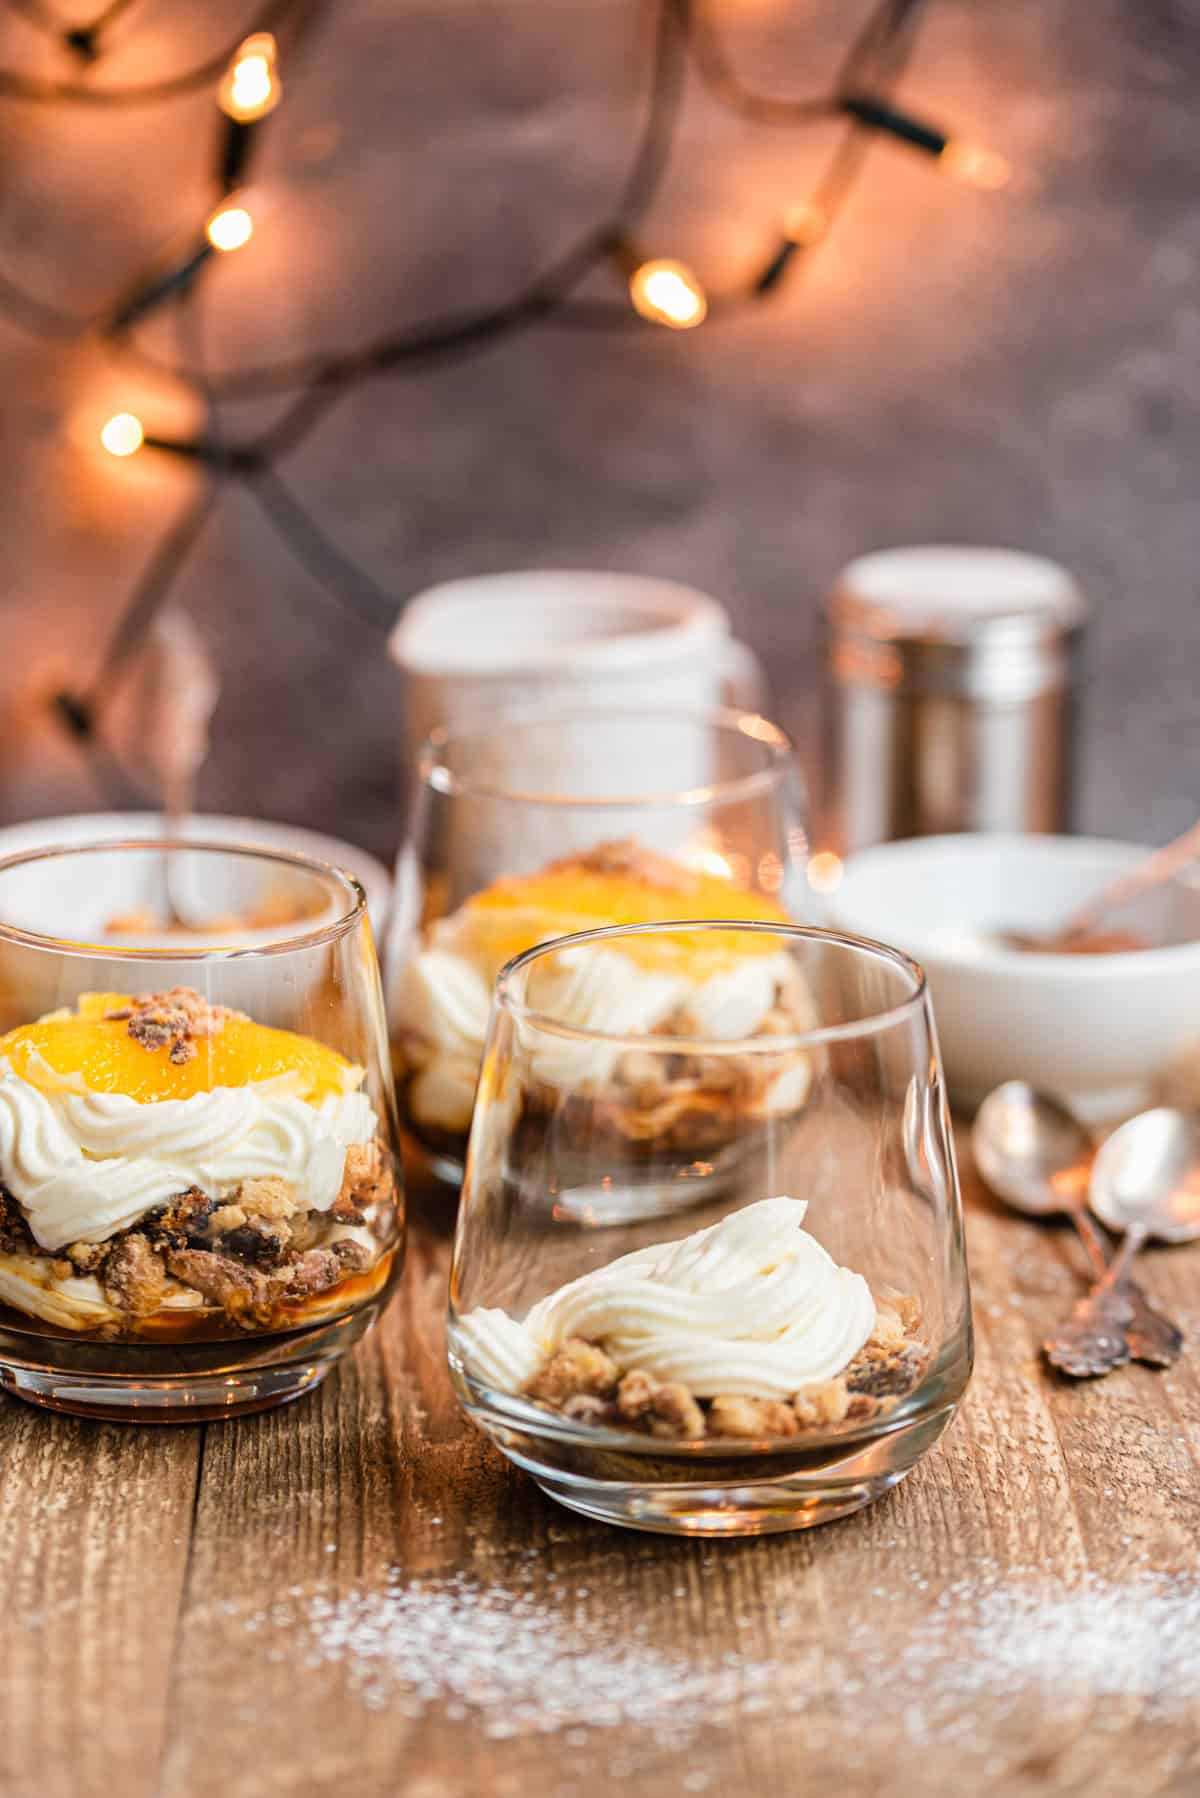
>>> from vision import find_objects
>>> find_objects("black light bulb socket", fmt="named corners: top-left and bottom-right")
top-left (63, 26), bottom-right (99, 62)
top-left (218, 117), bottom-right (257, 194)
top-left (52, 691), bottom-right (95, 738)
top-left (839, 93), bottom-right (948, 157)
top-left (754, 239), bottom-right (800, 295)
top-left (108, 242), bottom-right (215, 334)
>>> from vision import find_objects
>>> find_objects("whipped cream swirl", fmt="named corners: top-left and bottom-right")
top-left (0, 1065), bottom-right (376, 1252)
top-left (454, 1197), bottom-right (876, 1401)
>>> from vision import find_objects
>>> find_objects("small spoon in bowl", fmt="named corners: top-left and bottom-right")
top-left (973, 1082), bottom-right (1183, 1370)
top-left (995, 815), bottom-right (1200, 953)
top-left (1044, 1108), bottom-right (1199, 1377)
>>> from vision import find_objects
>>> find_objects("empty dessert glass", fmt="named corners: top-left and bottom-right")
top-left (386, 707), bottom-right (810, 1184)
top-left (447, 922), bottom-right (972, 1536)
top-left (0, 841), bottom-right (403, 1421)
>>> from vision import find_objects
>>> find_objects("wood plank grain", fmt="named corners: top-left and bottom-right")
top-left (5, 1141), bottom-right (1198, 1798)
top-left (151, 1149), bottom-right (1200, 1798)
top-left (0, 1402), bottom-right (201, 1798)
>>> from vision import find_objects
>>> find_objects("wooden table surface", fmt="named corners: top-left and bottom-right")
top-left (3, 1135), bottom-right (1200, 1798)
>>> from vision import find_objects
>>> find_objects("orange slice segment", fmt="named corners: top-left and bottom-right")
top-left (460, 864), bottom-right (789, 977)
top-left (1, 995), bottom-right (357, 1104)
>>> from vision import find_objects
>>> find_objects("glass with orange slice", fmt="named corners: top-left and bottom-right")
top-left (385, 708), bottom-right (812, 1191)
top-left (0, 841), bottom-right (402, 1421)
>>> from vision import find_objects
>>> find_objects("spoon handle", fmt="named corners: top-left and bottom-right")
top-left (1066, 1211), bottom-right (1184, 1369)
top-left (1044, 1225), bottom-right (1147, 1378)
top-left (1061, 816), bottom-right (1200, 940)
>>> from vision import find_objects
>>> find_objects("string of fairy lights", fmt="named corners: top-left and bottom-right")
top-left (0, 0), bottom-right (1013, 797)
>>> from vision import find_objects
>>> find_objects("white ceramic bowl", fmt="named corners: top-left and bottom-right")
top-left (0, 813), bottom-right (391, 948)
top-left (826, 835), bottom-right (1200, 1117)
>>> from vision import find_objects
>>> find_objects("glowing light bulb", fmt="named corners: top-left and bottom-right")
top-left (206, 205), bottom-right (254, 252)
top-left (784, 202), bottom-right (828, 246)
top-left (806, 851), bottom-right (844, 894)
top-left (100, 413), bottom-right (144, 457)
top-left (629, 259), bottom-right (707, 330)
top-left (218, 32), bottom-right (281, 123)
top-left (939, 140), bottom-right (1012, 191)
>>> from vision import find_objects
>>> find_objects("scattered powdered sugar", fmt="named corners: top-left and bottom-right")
top-left (280, 1570), bottom-right (776, 1739)
top-left (230, 1557), bottom-right (1200, 1754)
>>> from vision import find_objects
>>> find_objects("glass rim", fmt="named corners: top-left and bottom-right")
top-left (0, 838), bottom-right (367, 962)
top-left (494, 920), bottom-right (929, 1052)
top-left (418, 705), bottom-right (793, 809)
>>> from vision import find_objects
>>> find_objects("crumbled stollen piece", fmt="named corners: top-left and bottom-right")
top-left (0, 1186), bottom-right (35, 1256)
top-left (104, 987), bottom-right (245, 1065)
top-left (237, 1176), bottom-right (298, 1222)
top-left (103, 1232), bottom-right (167, 1315)
top-left (525, 1339), bottom-right (619, 1406)
top-left (616, 1369), bottom-right (706, 1441)
top-left (332, 1143), bottom-right (392, 1223)
top-left (146, 1186), bottom-right (213, 1251)
top-left (222, 1216), bottom-right (292, 1267)
top-left (65, 1239), bottom-right (109, 1274)
top-left (792, 1379), bottom-right (851, 1428)
top-left (708, 1394), bottom-right (799, 1439)
top-left (208, 1204), bottom-right (248, 1237)
top-left (517, 1291), bottom-right (928, 1441)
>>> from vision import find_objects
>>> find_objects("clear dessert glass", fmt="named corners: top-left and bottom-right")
top-left (447, 922), bottom-right (971, 1536)
top-left (0, 841), bottom-right (403, 1422)
top-left (386, 707), bottom-right (809, 1185)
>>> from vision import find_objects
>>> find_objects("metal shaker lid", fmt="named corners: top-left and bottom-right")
top-left (826, 546), bottom-right (1088, 701)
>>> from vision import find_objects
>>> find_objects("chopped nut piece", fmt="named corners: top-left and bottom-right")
top-left (525, 1338), bottom-right (620, 1405)
top-left (166, 1248), bottom-right (274, 1312)
top-left (331, 1239), bottom-right (374, 1275)
top-left (106, 987), bottom-right (244, 1065)
top-left (103, 1233), bottom-right (167, 1315)
top-left (708, 1394), bottom-right (799, 1439)
top-left (616, 1369), bottom-right (705, 1440)
top-left (792, 1379), bottom-right (850, 1428)
top-left (237, 1176), bottom-right (298, 1222)
top-left (282, 1247), bottom-right (345, 1297)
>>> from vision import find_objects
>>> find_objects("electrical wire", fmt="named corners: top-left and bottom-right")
top-left (12, 0), bottom-right (1014, 751)
top-left (0, 0), bottom-right (305, 103)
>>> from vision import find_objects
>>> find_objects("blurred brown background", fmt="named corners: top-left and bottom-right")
top-left (1, 0), bottom-right (1197, 861)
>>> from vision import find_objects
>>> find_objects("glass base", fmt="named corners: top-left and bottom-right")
top-left (470, 1386), bottom-right (962, 1537)
top-left (534, 1468), bottom-right (908, 1535)
top-left (0, 1287), bottom-right (394, 1423)
top-left (0, 1359), bottom-right (331, 1422)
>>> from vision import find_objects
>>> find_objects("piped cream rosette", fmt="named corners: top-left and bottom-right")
top-left (455, 1196), bottom-right (875, 1402)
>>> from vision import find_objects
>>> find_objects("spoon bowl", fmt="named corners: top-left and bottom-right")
top-left (973, 1081), bottom-right (1092, 1219)
top-left (1090, 1109), bottom-right (1200, 1243)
